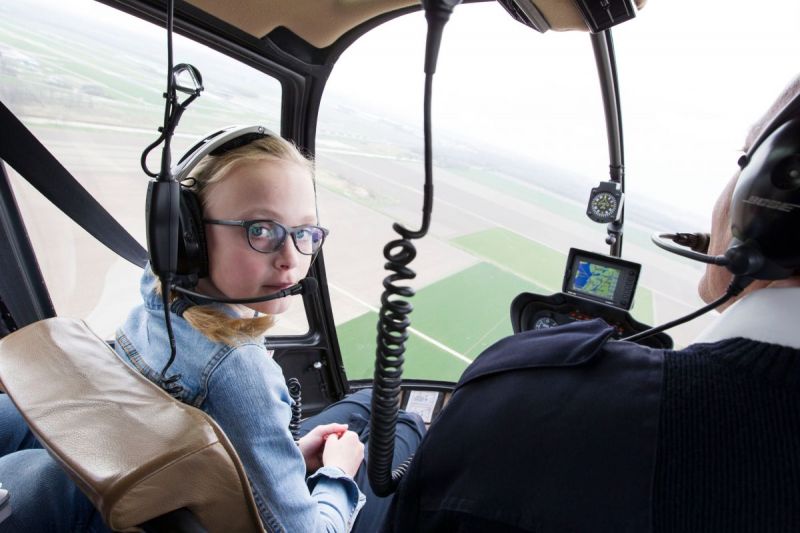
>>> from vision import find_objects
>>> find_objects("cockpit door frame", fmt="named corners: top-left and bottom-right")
top-left (0, 160), bottom-right (56, 334)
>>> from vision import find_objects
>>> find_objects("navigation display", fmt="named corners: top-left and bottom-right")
top-left (562, 249), bottom-right (641, 310)
top-left (573, 261), bottom-right (621, 301)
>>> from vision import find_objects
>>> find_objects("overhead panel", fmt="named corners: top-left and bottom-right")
top-left (185, 0), bottom-right (418, 48)
top-left (184, 0), bottom-right (648, 48)
top-left (499, 0), bottom-right (647, 33)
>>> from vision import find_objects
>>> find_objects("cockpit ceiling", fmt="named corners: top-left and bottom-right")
top-left (183, 0), bottom-right (647, 49)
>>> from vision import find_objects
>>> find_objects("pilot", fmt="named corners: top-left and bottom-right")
top-left (382, 75), bottom-right (800, 532)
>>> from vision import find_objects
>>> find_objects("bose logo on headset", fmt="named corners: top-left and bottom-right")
top-left (742, 195), bottom-right (800, 213)
top-left (728, 110), bottom-right (800, 279)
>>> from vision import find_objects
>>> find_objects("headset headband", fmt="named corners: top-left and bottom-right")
top-left (173, 124), bottom-right (276, 182)
top-left (744, 90), bottom-right (800, 159)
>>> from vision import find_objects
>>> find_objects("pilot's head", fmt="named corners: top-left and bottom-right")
top-left (698, 74), bottom-right (800, 309)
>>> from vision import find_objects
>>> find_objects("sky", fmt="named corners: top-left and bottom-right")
top-left (9, 0), bottom-right (800, 228)
top-left (326, 0), bottom-right (800, 227)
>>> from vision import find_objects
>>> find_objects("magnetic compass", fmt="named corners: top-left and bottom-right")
top-left (586, 181), bottom-right (623, 223)
top-left (533, 316), bottom-right (559, 329)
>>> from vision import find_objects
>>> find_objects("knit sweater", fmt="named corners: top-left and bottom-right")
top-left (655, 337), bottom-right (800, 532)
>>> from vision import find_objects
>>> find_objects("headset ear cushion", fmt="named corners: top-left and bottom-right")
top-left (176, 188), bottom-right (208, 281)
top-left (730, 118), bottom-right (800, 279)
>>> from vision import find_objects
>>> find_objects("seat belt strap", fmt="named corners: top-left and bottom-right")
top-left (0, 101), bottom-right (148, 268)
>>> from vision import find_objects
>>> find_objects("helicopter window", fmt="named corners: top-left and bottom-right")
top-left (317, 1), bottom-right (800, 382)
top-left (0, 0), bottom-right (301, 338)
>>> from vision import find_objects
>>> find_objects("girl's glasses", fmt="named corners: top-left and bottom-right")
top-left (204, 219), bottom-right (329, 255)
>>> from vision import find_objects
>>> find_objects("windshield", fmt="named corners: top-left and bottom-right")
top-left (317, 0), bottom-right (800, 381)
top-left (2, 0), bottom-right (798, 383)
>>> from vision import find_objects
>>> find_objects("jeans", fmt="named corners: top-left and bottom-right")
top-left (299, 389), bottom-right (426, 533)
top-left (0, 394), bottom-right (108, 532)
top-left (0, 390), bottom-right (424, 532)
top-left (0, 449), bottom-right (109, 533)
top-left (0, 394), bottom-right (40, 454)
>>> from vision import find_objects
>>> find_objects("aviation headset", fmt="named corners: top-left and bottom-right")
top-left (146, 124), bottom-right (275, 290)
top-left (655, 89), bottom-right (800, 282)
top-left (726, 99), bottom-right (800, 280)
top-left (145, 124), bottom-right (318, 393)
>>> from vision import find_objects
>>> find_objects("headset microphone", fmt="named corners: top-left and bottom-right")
top-left (172, 276), bottom-right (317, 305)
top-left (670, 232), bottom-right (710, 254)
top-left (650, 232), bottom-right (723, 264)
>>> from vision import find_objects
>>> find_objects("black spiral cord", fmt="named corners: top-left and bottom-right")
top-left (287, 377), bottom-right (303, 443)
top-left (368, 0), bottom-right (461, 498)
top-left (367, 76), bottom-right (432, 497)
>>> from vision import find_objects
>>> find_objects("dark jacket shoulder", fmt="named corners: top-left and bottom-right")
top-left (459, 318), bottom-right (617, 386)
top-left (387, 319), bottom-right (665, 533)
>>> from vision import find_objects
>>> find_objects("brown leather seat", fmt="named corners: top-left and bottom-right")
top-left (0, 317), bottom-right (264, 532)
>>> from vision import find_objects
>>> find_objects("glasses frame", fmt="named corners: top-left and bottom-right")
top-left (204, 219), bottom-right (329, 256)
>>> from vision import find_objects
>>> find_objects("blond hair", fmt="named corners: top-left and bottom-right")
top-left (179, 298), bottom-right (274, 344)
top-left (175, 134), bottom-right (314, 345)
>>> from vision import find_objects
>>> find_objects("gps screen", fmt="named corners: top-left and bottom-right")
top-left (572, 261), bottom-right (621, 301)
top-left (562, 249), bottom-right (641, 309)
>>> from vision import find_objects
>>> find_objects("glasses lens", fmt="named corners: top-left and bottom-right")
top-left (247, 221), bottom-right (284, 252)
top-left (292, 226), bottom-right (326, 255)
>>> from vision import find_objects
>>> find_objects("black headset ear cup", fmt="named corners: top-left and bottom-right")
top-left (730, 117), bottom-right (800, 279)
top-left (176, 188), bottom-right (208, 283)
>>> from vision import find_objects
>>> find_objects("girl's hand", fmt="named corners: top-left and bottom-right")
top-left (298, 423), bottom-right (349, 474)
top-left (322, 430), bottom-right (364, 478)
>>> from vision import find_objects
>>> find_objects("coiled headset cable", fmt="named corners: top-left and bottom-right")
top-left (287, 377), bottom-right (303, 443)
top-left (369, 0), bottom-right (462, 498)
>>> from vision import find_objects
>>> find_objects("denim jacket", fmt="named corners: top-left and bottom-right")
top-left (114, 266), bottom-right (365, 532)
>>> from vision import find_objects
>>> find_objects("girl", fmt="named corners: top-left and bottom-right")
top-left (0, 128), bottom-right (425, 532)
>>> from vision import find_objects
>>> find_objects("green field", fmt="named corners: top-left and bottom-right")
top-left (452, 227), bottom-right (654, 324)
top-left (452, 227), bottom-right (565, 290)
top-left (338, 262), bottom-right (541, 382)
top-left (338, 228), bottom-right (655, 382)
